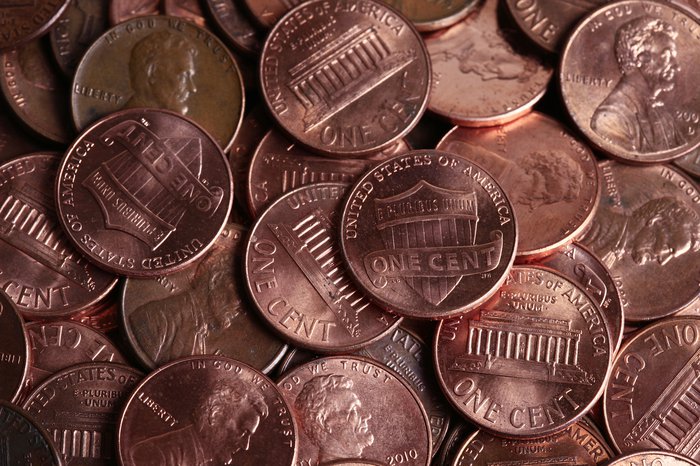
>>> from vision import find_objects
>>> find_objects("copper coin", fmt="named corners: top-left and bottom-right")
top-left (425, 0), bottom-right (553, 127)
top-left (163, 0), bottom-right (207, 27)
top-left (0, 401), bottom-right (62, 466)
top-left (117, 355), bottom-right (297, 466)
top-left (609, 452), bottom-right (700, 466)
top-left (243, 0), bottom-right (310, 29)
top-left (204, 0), bottom-right (264, 56)
top-left (381, 0), bottom-right (478, 32)
top-left (435, 266), bottom-right (613, 438)
top-left (0, 39), bottom-right (74, 144)
top-left (675, 147), bottom-right (700, 179)
top-left (603, 316), bottom-right (700, 459)
top-left (49, 0), bottom-right (109, 77)
top-left (528, 242), bottom-right (625, 352)
top-left (25, 320), bottom-right (126, 393)
top-left (55, 108), bottom-right (233, 277)
top-left (676, 295), bottom-right (700, 317)
top-left (0, 100), bottom-right (44, 164)
top-left (278, 355), bottom-right (432, 465)
top-left (70, 296), bottom-right (120, 333)
top-left (122, 223), bottom-right (288, 371)
top-left (560, 0), bottom-right (700, 163)
top-left (340, 150), bottom-right (517, 320)
top-left (0, 292), bottom-right (29, 404)
top-left (109, 0), bottom-right (161, 26)
top-left (260, 0), bottom-right (431, 157)
top-left (247, 128), bottom-right (409, 217)
top-left (72, 15), bottom-right (245, 152)
top-left (579, 161), bottom-right (700, 321)
top-left (245, 182), bottom-right (401, 352)
top-left (436, 422), bottom-right (474, 466)
top-left (0, 0), bottom-right (70, 51)
top-left (0, 153), bottom-right (118, 319)
top-left (23, 363), bottom-right (142, 465)
top-left (437, 112), bottom-right (600, 258)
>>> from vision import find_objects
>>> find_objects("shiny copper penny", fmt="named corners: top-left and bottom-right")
top-left (109, 0), bottom-right (161, 26)
top-left (163, 0), bottom-right (207, 27)
top-left (604, 317), bottom-right (700, 459)
top-left (579, 161), bottom-right (700, 321)
top-left (247, 129), bottom-right (409, 217)
top-left (0, 0), bottom-right (70, 50)
top-left (122, 223), bottom-right (288, 372)
top-left (204, 0), bottom-right (264, 56)
top-left (72, 15), bottom-right (245, 152)
top-left (560, 0), bottom-right (700, 163)
top-left (118, 355), bottom-right (297, 466)
top-left (0, 39), bottom-right (74, 144)
top-left (676, 295), bottom-right (700, 317)
top-left (609, 452), bottom-right (700, 466)
top-left (243, 0), bottom-right (309, 29)
top-left (260, 0), bottom-right (431, 157)
top-left (278, 355), bottom-right (431, 465)
top-left (340, 150), bottom-right (517, 320)
top-left (435, 266), bottom-right (613, 438)
top-left (0, 293), bottom-right (29, 404)
top-left (381, 0), bottom-right (478, 32)
top-left (425, 0), bottom-right (552, 127)
top-left (0, 401), bottom-right (61, 466)
top-left (55, 108), bottom-right (233, 277)
top-left (245, 182), bottom-right (401, 352)
top-left (675, 147), bottom-right (700, 179)
top-left (23, 363), bottom-right (142, 465)
top-left (70, 296), bottom-right (120, 333)
top-left (437, 112), bottom-right (600, 258)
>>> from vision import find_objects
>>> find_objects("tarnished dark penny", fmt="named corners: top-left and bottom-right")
top-left (49, 0), bottom-right (109, 77)
top-left (163, 0), bottom-right (207, 27)
top-left (118, 356), bottom-right (297, 466)
top-left (0, 0), bottom-right (70, 51)
top-left (245, 182), bottom-right (401, 352)
top-left (260, 0), bottom-right (431, 157)
top-left (0, 100), bottom-right (44, 164)
top-left (604, 317), bottom-right (700, 459)
top-left (579, 161), bottom-right (700, 321)
top-left (122, 223), bottom-right (288, 372)
top-left (0, 401), bottom-right (62, 466)
top-left (278, 355), bottom-right (431, 465)
top-left (426, 0), bottom-right (552, 127)
top-left (381, 0), bottom-right (478, 32)
top-left (0, 153), bottom-right (117, 319)
top-left (437, 112), bottom-right (600, 258)
top-left (247, 129), bottom-right (409, 217)
top-left (23, 363), bottom-right (142, 465)
top-left (340, 150), bottom-right (517, 320)
top-left (109, 0), bottom-right (161, 26)
top-left (204, 0), bottom-right (264, 56)
top-left (0, 39), bottom-right (74, 144)
top-left (609, 452), bottom-right (700, 466)
top-left (55, 108), bottom-right (233, 277)
top-left (436, 422), bottom-right (474, 466)
top-left (560, 0), bottom-right (700, 163)
top-left (435, 266), bottom-right (613, 438)
top-left (675, 148), bottom-right (700, 179)
top-left (0, 292), bottom-right (29, 404)
top-left (243, 0), bottom-right (309, 29)
top-left (72, 15), bottom-right (245, 152)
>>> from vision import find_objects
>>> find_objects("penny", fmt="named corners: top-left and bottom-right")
top-left (579, 161), bottom-right (700, 321)
top-left (260, 0), bottom-right (431, 157)
top-left (676, 294), bottom-right (700, 317)
top-left (72, 14), bottom-right (245, 152)
top-left (278, 355), bottom-right (431, 465)
top-left (70, 295), bottom-right (120, 333)
top-left (23, 363), bottom-right (142, 465)
top-left (247, 129), bottom-right (409, 217)
top-left (276, 348), bottom-right (317, 378)
top-left (560, 0), bottom-right (700, 163)
top-left (604, 316), bottom-right (700, 459)
top-left (381, 0), bottom-right (478, 32)
top-left (0, 401), bottom-right (61, 466)
top-left (49, 0), bottom-right (109, 77)
top-left (109, 0), bottom-right (161, 26)
top-left (0, 100), bottom-right (44, 164)
top-left (435, 266), bottom-right (613, 438)
top-left (245, 182), bottom-right (401, 352)
top-left (0, 293), bottom-right (29, 404)
top-left (0, 39), bottom-right (74, 144)
top-left (435, 422), bottom-right (474, 466)
top-left (163, 0), bottom-right (207, 27)
top-left (675, 147), bottom-right (700, 179)
top-left (122, 223), bottom-right (288, 372)
top-left (204, 0), bottom-right (264, 56)
top-left (425, 0), bottom-right (552, 127)
top-left (0, 0), bottom-right (70, 51)
top-left (340, 150), bottom-right (517, 320)
top-left (608, 452), bottom-right (700, 466)
top-left (326, 462), bottom-right (386, 466)
top-left (55, 108), bottom-right (233, 277)
top-left (117, 355), bottom-right (297, 466)
top-left (243, 0), bottom-right (310, 29)
top-left (437, 112), bottom-right (600, 258)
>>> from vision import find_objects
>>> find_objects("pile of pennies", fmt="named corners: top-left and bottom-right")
top-left (0, 0), bottom-right (699, 465)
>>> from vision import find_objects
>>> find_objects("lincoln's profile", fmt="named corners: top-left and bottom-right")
top-left (591, 16), bottom-right (685, 153)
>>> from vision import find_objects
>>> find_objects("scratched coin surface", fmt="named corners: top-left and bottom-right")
top-left (278, 355), bottom-right (431, 465)
top-left (435, 266), bottom-right (613, 438)
top-left (579, 161), bottom-right (700, 321)
top-left (72, 14), bottom-right (245, 152)
top-left (23, 363), bottom-right (143, 466)
top-left (437, 112), bottom-right (600, 258)
top-left (245, 182), bottom-right (401, 352)
top-left (381, 0), bottom-right (478, 32)
top-left (260, 0), bottom-right (431, 157)
top-left (0, 0), bottom-right (70, 50)
top-left (560, 0), bottom-right (700, 163)
top-left (0, 401), bottom-right (61, 466)
top-left (122, 223), bottom-right (288, 371)
top-left (608, 451), bottom-right (700, 466)
top-left (425, 0), bottom-right (552, 127)
top-left (204, 0), bottom-right (264, 55)
top-left (109, 0), bottom-right (160, 25)
top-left (0, 293), bottom-right (29, 403)
top-left (604, 316), bottom-right (700, 460)
top-left (117, 356), bottom-right (297, 466)
top-left (340, 150), bottom-right (517, 320)
top-left (55, 108), bottom-right (233, 277)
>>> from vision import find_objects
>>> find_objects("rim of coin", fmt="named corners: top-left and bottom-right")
top-left (0, 401), bottom-right (63, 465)
top-left (607, 451), bottom-right (700, 466)
top-left (0, 0), bottom-right (71, 51)
top-left (0, 293), bottom-right (30, 404)
top-left (384, 0), bottom-right (479, 32)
